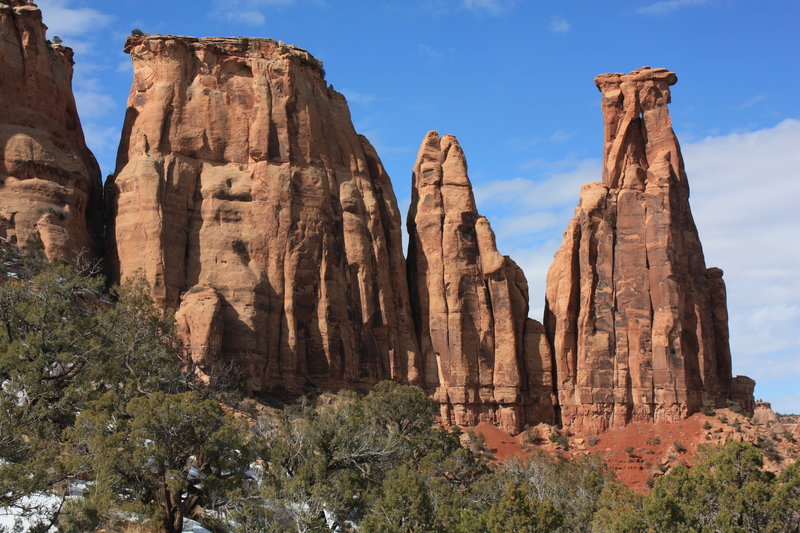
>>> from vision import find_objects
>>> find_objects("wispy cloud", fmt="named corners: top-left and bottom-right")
top-left (219, 10), bottom-right (267, 25)
top-left (637, 0), bottom-right (709, 16)
top-left (549, 17), bottom-right (570, 34)
top-left (74, 89), bottom-right (116, 120)
top-left (341, 89), bottom-right (381, 105)
top-left (116, 59), bottom-right (132, 74)
top-left (549, 130), bottom-right (575, 143)
top-left (736, 92), bottom-right (768, 109)
top-left (460, 0), bottom-right (515, 15)
top-left (417, 43), bottom-right (444, 60)
top-left (505, 137), bottom-right (539, 152)
top-left (36, 0), bottom-right (112, 37)
top-left (210, 0), bottom-right (298, 26)
top-left (474, 158), bottom-right (600, 228)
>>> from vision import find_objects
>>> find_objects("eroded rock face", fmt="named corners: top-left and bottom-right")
top-left (107, 35), bottom-right (420, 394)
top-left (407, 131), bottom-right (555, 432)
top-left (0, 0), bottom-right (102, 261)
top-left (544, 67), bottom-right (754, 433)
top-left (174, 286), bottom-right (224, 376)
top-left (752, 401), bottom-right (786, 434)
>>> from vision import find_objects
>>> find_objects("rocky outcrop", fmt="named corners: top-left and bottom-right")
top-left (544, 67), bottom-right (754, 433)
top-left (730, 376), bottom-right (756, 415)
top-left (0, 0), bottom-right (102, 261)
top-left (752, 401), bottom-right (786, 434)
top-left (407, 131), bottom-right (555, 432)
top-left (106, 35), bottom-right (420, 394)
top-left (174, 286), bottom-right (224, 376)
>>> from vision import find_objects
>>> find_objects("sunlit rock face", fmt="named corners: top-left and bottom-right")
top-left (407, 131), bottom-right (556, 433)
top-left (0, 0), bottom-right (102, 261)
top-left (544, 67), bottom-right (754, 434)
top-left (107, 35), bottom-right (420, 394)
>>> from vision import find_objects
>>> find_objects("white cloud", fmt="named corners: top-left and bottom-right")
top-left (216, 9), bottom-right (267, 25)
top-left (36, 0), bottom-right (112, 37)
top-left (116, 59), bottom-right (132, 74)
top-left (73, 77), bottom-right (117, 119)
top-left (473, 158), bottom-right (600, 316)
top-left (736, 92), bottom-right (768, 109)
top-left (684, 119), bottom-right (800, 403)
top-left (549, 17), bottom-right (570, 34)
top-left (549, 130), bottom-right (574, 143)
top-left (505, 137), bottom-right (539, 152)
top-left (210, 0), bottom-right (298, 26)
top-left (460, 0), bottom-right (513, 15)
top-left (474, 158), bottom-right (600, 211)
top-left (417, 43), bottom-right (444, 60)
top-left (637, 0), bottom-right (709, 16)
top-left (340, 89), bottom-right (380, 105)
top-left (81, 123), bottom-right (120, 176)
top-left (772, 391), bottom-right (800, 415)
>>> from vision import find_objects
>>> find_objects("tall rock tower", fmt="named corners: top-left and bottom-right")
top-left (0, 0), bottom-right (102, 261)
top-left (544, 67), bottom-right (754, 433)
top-left (407, 131), bottom-right (555, 432)
top-left (106, 35), bottom-right (420, 394)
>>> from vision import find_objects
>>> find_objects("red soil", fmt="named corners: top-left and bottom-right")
top-left (467, 409), bottom-right (799, 494)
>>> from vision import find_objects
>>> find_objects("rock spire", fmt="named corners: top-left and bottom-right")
top-left (544, 67), bottom-right (754, 433)
top-left (407, 131), bottom-right (555, 432)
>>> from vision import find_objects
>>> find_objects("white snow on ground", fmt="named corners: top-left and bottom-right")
top-left (0, 494), bottom-right (61, 532)
top-left (182, 518), bottom-right (212, 533)
top-left (1, 507), bottom-right (212, 533)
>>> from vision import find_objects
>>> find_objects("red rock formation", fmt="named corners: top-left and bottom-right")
top-left (544, 67), bottom-right (753, 433)
top-left (106, 35), bottom-right (420, 394)
top-left (407, 131), bottom-right (555, 432)
top-left (174, 286), bottom-right (224, 377)
top-left (0, 0), bottom-right (102, 261)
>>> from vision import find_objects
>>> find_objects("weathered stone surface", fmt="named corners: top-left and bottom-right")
top-left (106, 35), bottom-right (420, 394)
top-left (0, 0), bottom-right (102, 261)
top-left (407, 131), bottom-right (554, 432)
top-left (752, 401), bottom-right (786, 434)
top-left (544, 67), bottom-right (754, 433)
top-left (730, 375), bottom-right (756, 415)
top-left (175, 286), bottom-right (224, 377)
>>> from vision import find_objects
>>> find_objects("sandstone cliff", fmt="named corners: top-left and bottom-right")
top-left (0, 0), bottom-right (102, 261)
top-left (407, 131), bottom-right (555, 432)
top-left (544, 67), bottom-right (754, 433)
top-left (106, 35), bottom-right (420, 393)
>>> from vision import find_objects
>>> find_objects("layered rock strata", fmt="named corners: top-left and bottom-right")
top-left (0, 0), bottom-right (102, 261)
top-left (106, 35), bottom-right (420, 393)
top-left (407, 131), bottom-right (555, 432)
top-left (544, 67), bottom-right (754, 433)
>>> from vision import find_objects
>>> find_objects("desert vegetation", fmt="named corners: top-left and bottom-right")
top-left (1, 242), bottom-right (798, 532)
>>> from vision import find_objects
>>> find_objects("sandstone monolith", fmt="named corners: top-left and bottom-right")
top-left (407, 131), bottom-right (555, 432)
top-left (106, 35), bottom-right (420, 394)
top-left (544, 67), bottom-right (754, 433)
top-left (0, 0), bottom-right (102, 261)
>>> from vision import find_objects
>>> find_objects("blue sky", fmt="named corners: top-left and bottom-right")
top-left (36, 0), bottom-right (800, 412)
